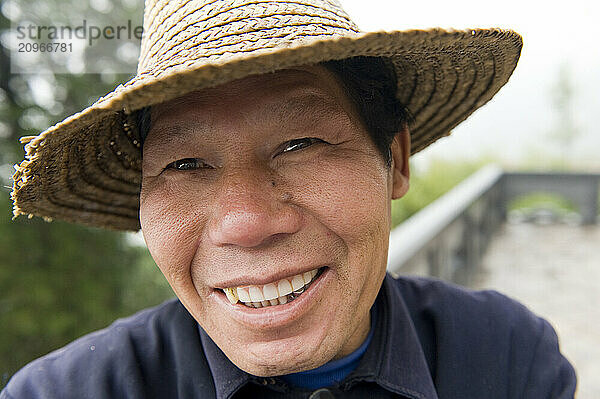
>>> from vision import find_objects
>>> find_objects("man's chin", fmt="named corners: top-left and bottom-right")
top-left (224, 335), bottom-right (336, 377)
top-left (234, 353), bottom-right (330, 377)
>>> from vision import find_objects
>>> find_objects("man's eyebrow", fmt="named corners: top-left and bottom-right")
top-left (260, 91), bottom-right (350, 129)
top-left (148, 121), bottom-right (213, 147)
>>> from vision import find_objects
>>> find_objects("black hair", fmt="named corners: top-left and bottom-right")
top-left (137, 105), bottom-right (152, 147)
top-left (136, 56), bottom-right (412, 166)
top-left (322, 56), bottom-right (412, 166)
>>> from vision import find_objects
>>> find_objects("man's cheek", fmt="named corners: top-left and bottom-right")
top-left (141, 201), bottom-right (201, 270)
top-left (313, 170), bottom-right (387, 231)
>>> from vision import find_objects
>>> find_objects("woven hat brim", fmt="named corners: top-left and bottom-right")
top-left (12, 28), bottom-right (522, 231)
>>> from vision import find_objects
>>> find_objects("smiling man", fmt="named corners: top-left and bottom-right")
top-left (4, 1), bottom-right (576, 398)
top-left (139, 63), bottom-right (409, 378)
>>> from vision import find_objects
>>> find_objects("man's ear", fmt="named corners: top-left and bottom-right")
top-left (390, 126), bottom-right (410, 200)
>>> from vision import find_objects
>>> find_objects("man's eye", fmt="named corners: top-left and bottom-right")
top-left (278, 137), bottom-right (325, 155)
top-left (165, 158), bottom-right (211, 171)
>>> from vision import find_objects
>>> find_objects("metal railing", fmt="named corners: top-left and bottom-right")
top-left (386, 166), bottom-right (600, 286)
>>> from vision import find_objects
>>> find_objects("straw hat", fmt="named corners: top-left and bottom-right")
top-left (11, 0), bottom-right (522, 231)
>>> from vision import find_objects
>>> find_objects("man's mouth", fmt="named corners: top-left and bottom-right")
top-left (221, 267), bottom-right (324, 308)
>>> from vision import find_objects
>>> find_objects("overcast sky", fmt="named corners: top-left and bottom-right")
top-left (340, 0), bottom-right (600, 168)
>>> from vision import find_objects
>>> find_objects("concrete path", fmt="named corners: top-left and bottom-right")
top-left (475, 223), bottom-right (600, 399)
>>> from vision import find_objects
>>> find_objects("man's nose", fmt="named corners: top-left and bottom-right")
top-left (207, 169), bottom-right (303, 248)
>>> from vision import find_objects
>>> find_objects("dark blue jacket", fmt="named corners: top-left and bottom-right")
top-left (1, 275), bottom-right (576, 398)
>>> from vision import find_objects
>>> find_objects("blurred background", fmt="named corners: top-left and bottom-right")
top-left (0, 0), bottom-right (598, 396)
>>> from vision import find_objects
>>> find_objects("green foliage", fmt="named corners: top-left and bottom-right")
top-left (0, 0), bottom-right (175, 388)
top-left (0, 190), bottom-right (173, 387)
top-left (390, 159), bottom-right (489, 228)
top-left (508, 192), bottom-right (578, 213)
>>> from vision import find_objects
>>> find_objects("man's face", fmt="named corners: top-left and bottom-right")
top-left (139, 65), bottom-right (410, 376)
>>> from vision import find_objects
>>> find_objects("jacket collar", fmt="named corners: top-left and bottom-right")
top-left (342, 275), bottom-right (439, 399)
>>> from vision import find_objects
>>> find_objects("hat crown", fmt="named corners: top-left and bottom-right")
top-left (137, 0), bottom-right (360, 76)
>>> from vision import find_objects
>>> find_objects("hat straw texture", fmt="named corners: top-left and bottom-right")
top-left (11, 0), bottom-right (522, 231)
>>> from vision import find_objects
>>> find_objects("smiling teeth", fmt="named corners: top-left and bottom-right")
top-left (223, 288), bottom-right (238, 305)
top-left (223, 268), bottom-right (320, 307)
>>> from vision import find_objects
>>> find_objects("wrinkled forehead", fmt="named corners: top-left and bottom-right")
top-left (139, 65), bottom-right (355, 144)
